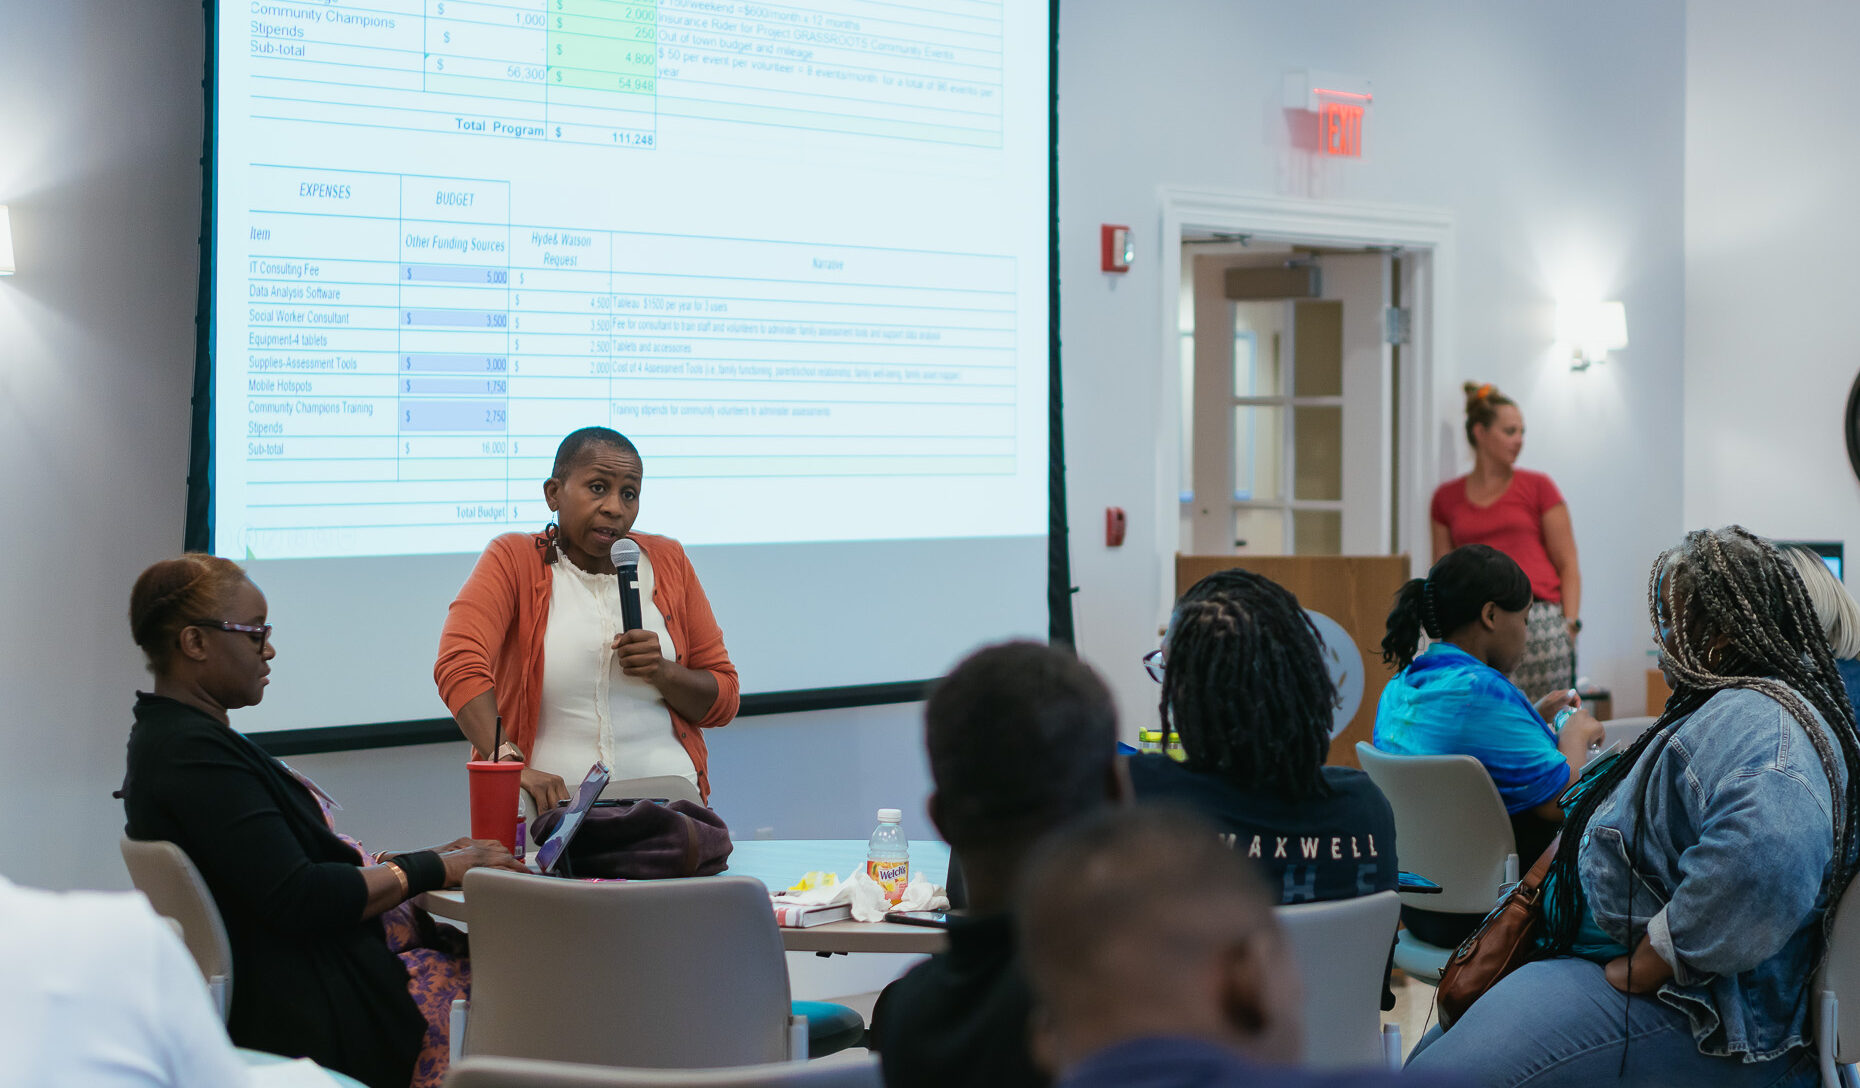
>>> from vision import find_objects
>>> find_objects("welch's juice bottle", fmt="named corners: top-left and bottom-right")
top-left (866, 808), bottom-right (909, 905)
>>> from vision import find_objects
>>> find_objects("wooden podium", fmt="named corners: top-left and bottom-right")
top-left (1175, 555), bottom-right (1412, 769)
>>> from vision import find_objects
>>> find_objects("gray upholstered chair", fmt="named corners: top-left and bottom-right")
top-left (460, 870), bottom-right (810, 1067)
top-left (1276, 889), bottom-right (1402, 1068)
top-left (1355, 743), bottom-right (1519, 984)
top-left (1816, 877), bottom-right (1860, 1088)
top-left (445, 1054), bottom-right (881, 1088)
top-left (1599, 715), bottom-right (1658, 752)
top-left (119, 836), bottom-right (232, 1021)
top-left (602, 775), bottom-right (703, 805)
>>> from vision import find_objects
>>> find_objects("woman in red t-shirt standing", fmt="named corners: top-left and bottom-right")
top-left (1429, 382), bottom-right (1581, 701)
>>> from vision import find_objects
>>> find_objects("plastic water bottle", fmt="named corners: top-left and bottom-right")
top-left (866, 808), bottom-right (909, 905)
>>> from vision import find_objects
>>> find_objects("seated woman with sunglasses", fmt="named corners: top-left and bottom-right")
top-left (1132, 568), bottom-right (1398, 905)
top-left (120, 555), bottom-right (524, 1088)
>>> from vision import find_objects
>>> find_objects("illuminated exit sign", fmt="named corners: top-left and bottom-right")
top-left (1318, 95), bottom-right (1367, 157)
top-left (1284, 71), bottom-right (1373, 159)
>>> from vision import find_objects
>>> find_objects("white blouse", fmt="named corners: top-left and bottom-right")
top-left (528, 551), bottom-right (698, 795)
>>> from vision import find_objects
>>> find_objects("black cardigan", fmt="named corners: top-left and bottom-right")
top-left (120, 693), bottom-right (424, 1088)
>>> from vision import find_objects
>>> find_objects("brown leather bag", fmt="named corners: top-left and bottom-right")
top-left (1435, 834), bottom-right (1561, 1027)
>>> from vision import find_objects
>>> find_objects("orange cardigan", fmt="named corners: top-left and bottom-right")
top-left (434, 530), bottom-right (739, 801)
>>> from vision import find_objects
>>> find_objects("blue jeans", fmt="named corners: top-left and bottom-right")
top-left (1405, 959), bottom-right (1817, 1087)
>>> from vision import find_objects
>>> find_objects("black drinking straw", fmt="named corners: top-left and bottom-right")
top-left (492, 715), bottom-right (504, 762)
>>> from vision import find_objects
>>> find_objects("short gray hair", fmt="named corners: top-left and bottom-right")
top-left (1784, 547), bottom-right (1860, 660)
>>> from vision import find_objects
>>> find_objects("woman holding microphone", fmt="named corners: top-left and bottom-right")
top-left (437, 430), bottom-right (868, 1058)
top-left (435, 427), bottom-right (739, 811)
top-left (1431, 381), bottom-right (1583, 701)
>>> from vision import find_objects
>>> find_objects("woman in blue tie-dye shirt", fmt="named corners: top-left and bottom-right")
top-left (1374, 544), bottom-right (1604, 947)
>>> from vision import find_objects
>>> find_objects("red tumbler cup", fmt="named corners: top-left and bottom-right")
top-left (467, 760), bottom-right (524, 852)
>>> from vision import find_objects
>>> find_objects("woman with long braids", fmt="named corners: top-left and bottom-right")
top-left (1376, 544), bottom-right (1603, 947)
top-left (1407, 527), bottom-right (1860, 1087)
top-left (1132, 568), bottom-right (1398, 903)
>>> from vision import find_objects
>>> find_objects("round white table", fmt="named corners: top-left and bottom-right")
top-left (416, 838), bottom-right (952, 955)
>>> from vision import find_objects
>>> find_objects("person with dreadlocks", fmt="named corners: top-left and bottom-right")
top-left (1375, 544), bottom-right (1604, 948)
top-left (1406, 527), bottom-right (1858, 1087)
top-left (1132, 568), bottom-right (1398, 905)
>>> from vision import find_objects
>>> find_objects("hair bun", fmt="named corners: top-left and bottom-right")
top-left (1460, 383), bottom-right (1516, 444)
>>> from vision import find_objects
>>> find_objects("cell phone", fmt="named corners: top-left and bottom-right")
top-left (890, 910), bottom-right (950, 928)
top-left (593, 798), bottom-right (669, 807)
top-left (1397, 871), bottom-right (1443, 894)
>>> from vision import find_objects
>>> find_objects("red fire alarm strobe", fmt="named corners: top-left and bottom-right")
top-left (1105, 506), bottom-right (1126, 547)
top-left (1101, 225), bottom-right (1132, 273)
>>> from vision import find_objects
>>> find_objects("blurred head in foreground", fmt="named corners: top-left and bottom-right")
top-left (1017, 806), bottom-right (1300, 1075)
top-left (925, 640), bottom-right (1124, 908)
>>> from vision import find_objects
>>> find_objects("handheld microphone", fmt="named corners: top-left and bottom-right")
top-left (610, 537), bottom-right (643, 632)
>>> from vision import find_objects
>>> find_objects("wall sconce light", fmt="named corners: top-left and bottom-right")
top-left (1556, 299), bottom-right (1627, 370)
top-left (0, 207), bottom-right (13, 276)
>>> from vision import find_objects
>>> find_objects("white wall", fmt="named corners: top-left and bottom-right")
top-left (1058, 0), bottom-right (1689, 730)
top-left (1684, 3), bottom-right (1860, 551)
top-left (0, 4), bottom-right (208, 891)
top-left (0, 3), bottom-right (935, 893)
top-left (3, 0), bottom-right (1691, 891)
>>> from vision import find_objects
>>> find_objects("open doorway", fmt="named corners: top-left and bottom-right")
top-left (1178, 240), bottom-right (1405, 557)
top-left (1157, 190), bottom-right (1452, 582)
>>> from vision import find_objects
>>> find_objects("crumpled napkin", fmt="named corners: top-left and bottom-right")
top-left (773, 868), bottom-right (948, 923)
top-left (847, 867), bottom-right (949, 922)
top-left (897, 871), bottom-right (948, 912)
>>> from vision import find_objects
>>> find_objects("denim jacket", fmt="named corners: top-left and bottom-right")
top-left (1578, 686), bottom-right (1845, 1061)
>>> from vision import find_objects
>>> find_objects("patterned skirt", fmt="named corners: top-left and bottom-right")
top-left (380, 901), bottom-right (469, 1088)
top-left (1511, 600), bottom-right (1575, 703)
top-left (341, 834), bottom-right (469, 1088)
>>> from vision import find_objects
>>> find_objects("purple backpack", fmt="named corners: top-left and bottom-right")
top-left (530, 799), bottom-right (733, 879)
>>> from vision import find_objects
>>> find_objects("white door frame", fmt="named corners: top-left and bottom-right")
top-left (1156, 188), bottom-right (1455, 608)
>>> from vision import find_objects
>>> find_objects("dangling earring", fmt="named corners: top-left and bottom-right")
top-left (538, 519), bottom-right (560, 563)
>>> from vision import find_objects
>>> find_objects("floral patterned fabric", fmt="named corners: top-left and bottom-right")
top-left (337, 833), bottom-right (470, 1088)
top-left (278, 756), bottom-right (472, 1088)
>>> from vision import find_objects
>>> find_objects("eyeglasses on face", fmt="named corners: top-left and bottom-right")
top-left (1143, 648), bottom-right (1165, 683)
top-left (190, 619), bottom-right (272, 647)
